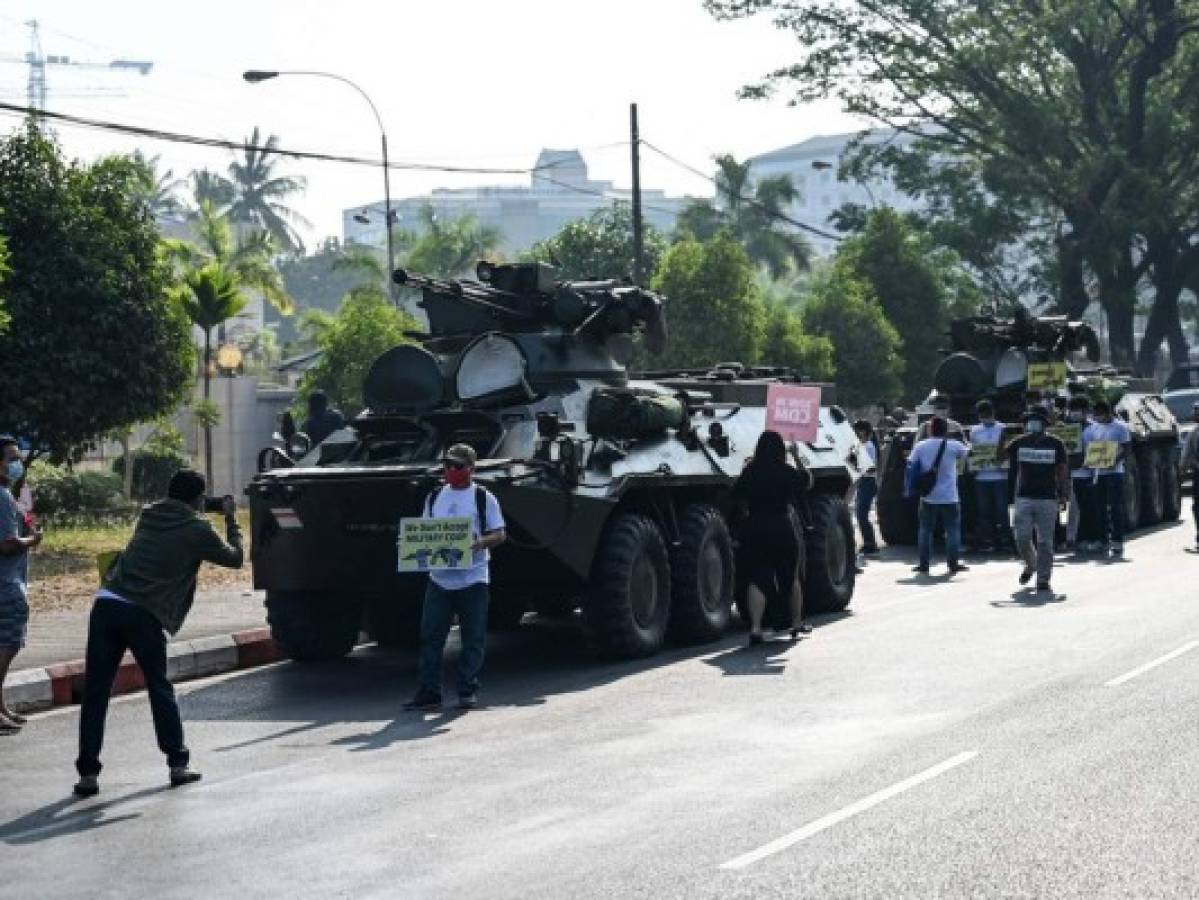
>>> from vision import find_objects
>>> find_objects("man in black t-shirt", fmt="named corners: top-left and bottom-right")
top-left (1006, 406), bottom-right (1069, 591)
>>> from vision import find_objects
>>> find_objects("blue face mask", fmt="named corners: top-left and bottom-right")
top-left (5, 460), bottom-right (23, 482)
top-left (1025, 419), bottom-right (1045, 434)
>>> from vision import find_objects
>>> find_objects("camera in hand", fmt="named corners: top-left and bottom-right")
top-left (203, 496), bottom-right (230, 514)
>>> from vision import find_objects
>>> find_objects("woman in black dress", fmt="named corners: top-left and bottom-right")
top-left (733, 430), bottom-right (814, 644)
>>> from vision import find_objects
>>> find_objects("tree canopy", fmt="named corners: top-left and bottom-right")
top-left (526, 202), bottom-right (667, 282)
top-left (298, 285), bottom-right (421, 417)
top-left (226, 126), bottom-right (310, 254)
top-left (801, 264), bottom-right (904, 407)
top-left (402, 205), bottom-right (502, 279)
top-left (650, 234), bottom-right (766, 368)
top-left (0, 125), bottom-right (194, 461)
top-left (708, 0), bottom-right (1199, 371)
top-left (675, 154), bottom-right (811, 278)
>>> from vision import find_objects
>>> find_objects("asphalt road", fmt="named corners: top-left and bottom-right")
top-left (3, 511), bottom-right (1198, 899)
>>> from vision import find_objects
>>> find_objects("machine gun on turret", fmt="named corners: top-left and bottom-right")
top-left (393, 261), bottom-right (667, 355)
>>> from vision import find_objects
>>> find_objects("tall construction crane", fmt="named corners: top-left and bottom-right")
top-left (0, 19), bottom-right (153, 113)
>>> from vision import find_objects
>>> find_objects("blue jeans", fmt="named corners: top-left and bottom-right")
top-left (76, 599), bottom-right (188, 777)
top-left (918, 501), bottom-right (961, 569)
top-left (855, 476), bottom-right (878, 549)
top-left (1095, 473), bottom-right (1125, 544)
top-left (418, 581), bottom-right (489, 698)
top-left (973, 478), bottom-right (1010, 547)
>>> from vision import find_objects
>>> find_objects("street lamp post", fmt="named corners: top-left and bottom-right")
top-left (243, 69), bottom-right (397, 305)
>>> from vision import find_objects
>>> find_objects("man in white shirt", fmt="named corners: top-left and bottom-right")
top-left (404, 444), bottom-right (506, 711)
top-left (905, 416), bottom-right (970, 575)
top-left (1082, 400), bottom-right (1132, 557)
top-left (969, 400), bottom-right (1009, 552)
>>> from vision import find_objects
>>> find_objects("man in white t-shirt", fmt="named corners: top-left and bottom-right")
top-left (1082, 400), bottom-right (1132, 557)
top-left (404, 444), bottom-right (506, 711)
top-left (905, 416), bottom-right (970, 575)
top-left (969, 399), bottom-right (1009, 552)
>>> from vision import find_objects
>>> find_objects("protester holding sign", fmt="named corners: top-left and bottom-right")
top-left (905, 416), bottom-right (970, 576)
top-left (1006, 407), bottom-right (1070, 592)
top-left (1062, 396), bottom-right (1098, 552)
top-left (1082, 400), bottom-right (1132, 558)
top-left (404, 444), bottom-right (505, 712)
top-left (969, 400), bottom-right (1010, 553)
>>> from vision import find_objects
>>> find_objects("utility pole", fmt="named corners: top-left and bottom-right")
top-left (629, 102), bottom-right (645, 286)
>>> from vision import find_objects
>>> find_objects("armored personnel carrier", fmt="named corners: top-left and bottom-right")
top-left (876, 311), bottom-right (1181, 545)
top-left (248, 262), bottom-right (866, 662)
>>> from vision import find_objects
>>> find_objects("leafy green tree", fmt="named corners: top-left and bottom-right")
top-left (526, 202), bottom-right (666, 281)
top-left (801, 266), bottom-right (904, 407)
top-left (650, 234), bottom-right (766, 368)
top-left (0, 231), bottom-right (9, 335)
top-left (168, 200), bottom-right (294, 314)
top-left (832, 209), bottom-right (967, 402)
top-left (675, 154), bottom-right (811, 278)
top-left (299, 285), bottom-right (421, 417)
top-left (177, 262), bottom-right (247, 481)
top-left (129, 151), bottom-right (185, 220)
top-left (190, 167), bottom-right (235, 213)
top-left (226, 126), bottom-right (310, 254)
top-left (707, 0), bottom-right (1199, 367)
top-left (403, 205), bottom-right (502, 278)
top-left (760, 301), bottom-right (834, 379)
top-left (0, 124), bottom-right (194, 463)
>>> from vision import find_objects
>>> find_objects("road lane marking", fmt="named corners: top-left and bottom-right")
top-left (718, 751), bottom-right (978, 871)
top-left (1104, 640), bottom-right (1199, 687)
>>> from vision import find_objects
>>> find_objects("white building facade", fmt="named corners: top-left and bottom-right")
top-left (343, 149), bottom-right (692, 256)
top-left (747, 129), bottom-right (922, 256)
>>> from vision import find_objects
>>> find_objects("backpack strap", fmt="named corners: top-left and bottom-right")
top-left (425, 485), bottom-right (444, 517)
top-left (475, 485), bottom-right (488, 534)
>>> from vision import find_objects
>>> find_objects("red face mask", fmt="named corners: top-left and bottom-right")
top-left (444, 465), bottom-right (471, 489)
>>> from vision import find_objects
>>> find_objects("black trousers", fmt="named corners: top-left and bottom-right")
top-left (76, 599), bottom-right (188, 777)
top-left (1192, 476), bottom-right (1199, 539)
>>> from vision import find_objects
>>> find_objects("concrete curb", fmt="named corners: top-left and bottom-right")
top-left (4, 628), bottom-right (283, 714)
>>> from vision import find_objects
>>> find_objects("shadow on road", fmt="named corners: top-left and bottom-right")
top-left (703, 637), bottom-right (796, 677)
top-left (991, 588), bottom-right (1068, 608)
top-left (0, 785), bottom-right (169, 846)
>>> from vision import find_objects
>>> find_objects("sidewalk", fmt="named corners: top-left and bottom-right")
top-left (17, 588), bottom-right (268, 671)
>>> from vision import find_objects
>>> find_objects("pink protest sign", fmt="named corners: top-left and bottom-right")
top-left (765, 384), bottom-right (822, 443)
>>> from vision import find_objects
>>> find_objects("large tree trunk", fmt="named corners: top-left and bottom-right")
top-left (1097, 246), bottom-right (1138, 369)
top-left (1056, 236), bottom-right (1091, 319)
top-left (203, 329), bottom-right (213, 484)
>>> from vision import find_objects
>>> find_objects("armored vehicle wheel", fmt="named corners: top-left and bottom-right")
top-left (668, 504), bottom-right (734, 644)
top-left (1138, 447), bottom-right (1164, 526)
top-left (1122, 456), bottom-right (1141, 531)
top-left (265, 590), bottom-right (361, 662)
top-left (367, 593), bottom-right (423, 651)
top-left (583, 513), bottom-right (671, 659)
top-left (803, 494), bottom-right (856, 614)
top-left (1161, 451), bottom-right (1182, 522)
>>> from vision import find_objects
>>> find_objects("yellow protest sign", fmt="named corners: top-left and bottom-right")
top-left (1083, 441), bottom-right (1118, 469)
top-left (397, 517), bottom-right (474, 572)
top-left (1027, 362), bottom-right (1067, 391)
top-left (1048, 424), bottom-right (1082, 453)
top-left (968, 443), bottom-right (1005, 471)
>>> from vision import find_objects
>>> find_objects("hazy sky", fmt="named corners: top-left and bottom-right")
top-left (0, 1), bottom-right (865, 244)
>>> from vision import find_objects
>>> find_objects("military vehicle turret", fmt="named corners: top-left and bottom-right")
top-left (248, 262), bottom-right (866, 662)
top-left (876, 311), bottom-right (1181, 545)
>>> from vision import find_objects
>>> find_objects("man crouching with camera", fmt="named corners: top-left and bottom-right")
top-left (73, 469), bottom-right (243, 798)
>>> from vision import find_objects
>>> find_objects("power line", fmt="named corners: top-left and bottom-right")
top-left (0, 101), bottom-right (563, 176)
top-left (640, 138), bottom-right (844, 242)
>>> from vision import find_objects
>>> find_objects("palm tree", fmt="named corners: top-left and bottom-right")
top-left (190, 168), bottom-right (235, 213)
top-left (168, 201), bottom-right (294, 314)
top-left (178, 262), bottom-right (247, 481)
top-left (130, 151), bottom-right (185, 220)
top-left (404, 205), bottom-right (502, 278)
top-left (675, 154), bottom-right (811, 279)
top-left (226, 126), bottom-right (311, 254)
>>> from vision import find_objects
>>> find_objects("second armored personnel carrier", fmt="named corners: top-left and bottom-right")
top-left (876, 312), bottom-right (1181, 545)
top-left (248, 262), bottom-right (867, 662)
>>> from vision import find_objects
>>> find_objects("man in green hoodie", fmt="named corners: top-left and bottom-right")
top-left (73, 469), bottom-right (243, 798)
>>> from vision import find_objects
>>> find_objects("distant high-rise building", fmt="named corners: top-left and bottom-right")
top-left (343, 148), bottom-right (695, 256)
top-left (747, 129), bottom-right (922, 256)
